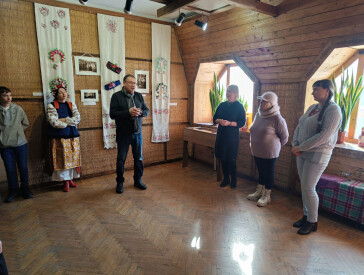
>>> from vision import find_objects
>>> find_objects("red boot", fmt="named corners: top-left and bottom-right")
top-left (69, 180), bottom-right (78, 188)
top-left (63, 181), bottom-right (70, 192)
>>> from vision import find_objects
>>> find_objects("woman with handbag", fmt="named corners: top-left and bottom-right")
top-left (47, 87), bottom-right (81, 192)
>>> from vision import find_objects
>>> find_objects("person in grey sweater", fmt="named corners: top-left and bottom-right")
top-left (0, 87), bottom-right (33, 203)
top-left (248, 91), bottom-right (289, 206)
top-left (292, 79), bottom-right (341, 235)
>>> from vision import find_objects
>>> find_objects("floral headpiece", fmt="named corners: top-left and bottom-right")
top-left (49, 77), bottom-right (67, 95)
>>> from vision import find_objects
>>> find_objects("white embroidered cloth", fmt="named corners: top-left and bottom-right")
top-left (151, 23), bottom-right (171, 142)
top-left (97, 14), bottom-right (125, 148)
top-left (34, 3), bottom-right (75, 111)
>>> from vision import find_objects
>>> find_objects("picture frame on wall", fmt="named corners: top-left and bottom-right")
top-left (74, 56), bottom-right (100, 76)
top-left (134, 70), bottom-right (149, 94)
top-left (81, 89), bottom-right (99, 103)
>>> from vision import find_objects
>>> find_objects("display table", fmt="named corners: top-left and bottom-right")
top-left (183, 127), bottom-right (222, 181)
top-left (317, 173), bottom-right (364, 225)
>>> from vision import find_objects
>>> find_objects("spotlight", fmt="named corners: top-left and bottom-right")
top-left (194, 20), bottom-right (207, 31)
top-left (79, 0), bottom-right (88, 5)
top-left (174, 13), bottom-right (186, 26)
top-left (124, 0), bottom-right (133, 15)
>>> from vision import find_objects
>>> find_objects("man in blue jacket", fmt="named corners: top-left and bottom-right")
top-left (110, 75), bottom-right (149, 194)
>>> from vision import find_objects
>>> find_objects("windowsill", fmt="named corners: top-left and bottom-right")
top-left (334, 142), bottom-right (364, 158)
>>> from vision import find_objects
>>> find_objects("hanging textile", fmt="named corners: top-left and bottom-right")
top-left (34, 3), bottom-right (75, 110)
top-left (97, 14), bottom-right (125, 149)
top-left (151, 23), bottom-right (171, 142)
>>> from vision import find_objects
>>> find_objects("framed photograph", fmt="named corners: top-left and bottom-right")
top-left (134, 70), bottom-right (149, 94)
top-left (74, 56), bottom-right (100, 76)
top-left (81, 89), bottom-right (99, 103)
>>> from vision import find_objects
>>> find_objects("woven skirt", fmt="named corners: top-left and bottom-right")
top-left (51, 137), bottom-right (81, 171)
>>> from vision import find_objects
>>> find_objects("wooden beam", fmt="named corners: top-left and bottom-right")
top-left (157, 0), bottom-right (200, 17)
top-left (184, 6), bottom-right (212, 16)
top-left (277, 0), bottom-right (315, 15)
top-left (222, 0), bottom-right (278, 17)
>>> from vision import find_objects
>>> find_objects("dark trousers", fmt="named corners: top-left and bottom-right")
top-left (0, 144), bottom-right (29, 191)
top-left (0, 252), bottom-right (8, 275)
top-left (116, 132), bottom-right (143, 184)
top-left (254, 156), bottom-right (277, 190)
top-left (221, 160), bottom-right (237, 183)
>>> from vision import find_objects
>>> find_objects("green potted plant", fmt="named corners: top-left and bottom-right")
top-left (209, 72), bottom-right (224, 117)
top-left (331, 68), bottom-right (364, 143)
top-left (238, 96), bottom-right (251, 131)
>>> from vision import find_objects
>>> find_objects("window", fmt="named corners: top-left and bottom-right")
top-left (219, 65), bottom-right (254, 113)
top-left (333, 53), bottom-right (364, 142)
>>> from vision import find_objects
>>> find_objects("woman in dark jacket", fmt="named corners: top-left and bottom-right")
top-left (213, 85), bottom-right (246, 188)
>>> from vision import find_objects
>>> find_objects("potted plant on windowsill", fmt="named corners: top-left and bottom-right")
top-left (332, 68), bottom-right (364, 144)
top-left (238, 96), bottom-right (251, 132)
top-left (209, 72), bottom-right (224, 119)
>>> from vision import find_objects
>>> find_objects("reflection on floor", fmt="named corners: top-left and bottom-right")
top-left (0, 161), bottom-right (363, 274)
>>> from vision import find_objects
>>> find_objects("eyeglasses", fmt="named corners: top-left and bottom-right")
top-left (126, 81), bottom-right (136, 85)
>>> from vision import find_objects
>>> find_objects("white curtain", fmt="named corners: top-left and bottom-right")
top-left (97, 14), bottom-right (125, 149)
top-left (151, 23), bottom-right (171, 142)
top-left (34, 3), bottom-right (75, 110)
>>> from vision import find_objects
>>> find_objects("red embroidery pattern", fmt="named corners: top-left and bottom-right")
top-left (153, 109), bottom-right (169, 115)
top-left (57, 10), bottom-right (66, 18)
top-left (39, 7), bottom-right (49, 16)
top-left (50, 20), bottom-right (60, 29)
top-left (106, 19), bottom-right (118, 33)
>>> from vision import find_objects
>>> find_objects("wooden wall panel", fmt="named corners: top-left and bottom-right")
top-left (182, 0), bottom-right (364, 191)
top-left (0, 0), bottom-right (188, 187)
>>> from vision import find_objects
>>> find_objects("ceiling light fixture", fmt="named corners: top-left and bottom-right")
top-left (124, 0), bottom-right (134, 15)
top-left (79, 0), bottom-right (88, 5)
top-left (194, 19), bottom-right (207, 31)
top-left (175, 12), bottom-right (186, 27)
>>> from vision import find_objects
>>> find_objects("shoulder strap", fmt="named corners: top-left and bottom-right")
top-left (52, 100), bottom-right (59, 109)
top-left (66, 101), bottom-right (72, 110)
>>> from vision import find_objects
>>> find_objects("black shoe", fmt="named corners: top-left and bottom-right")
top-left (230, 179), bottom-right (237, 189)
top-left (20, 186), bottom-right (34, 199)
top-left (5, 190), bottom-right (19, 203)
top-left (134, 182), bottom-right (147, 190)
top-left (293, 215), bottom-right (307, 228)
top-left (115, 182), bottom-right (124, 194)
top-left (220, 178), bottom-right (230, 188)
top-left (297, 221), bottom-right (318, 235)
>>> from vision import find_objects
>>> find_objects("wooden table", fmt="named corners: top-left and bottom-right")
top-left (182, 127), bottom-right (222, 181)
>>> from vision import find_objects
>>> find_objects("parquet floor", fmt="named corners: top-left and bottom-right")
top-left (0, 161), bottom-right (363, 275)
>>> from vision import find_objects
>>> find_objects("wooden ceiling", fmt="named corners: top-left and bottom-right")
top-left (150, 0), bottom-right (315, 18)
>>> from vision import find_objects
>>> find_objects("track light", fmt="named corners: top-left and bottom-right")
top-left (194, 19), bottom-right (207, 31)
top-left (124, 0), bottom-right (133, 15)
top-left (79, 0), bottom-right (88, 5)
top-left (175, 13), bottom-right (186, 26)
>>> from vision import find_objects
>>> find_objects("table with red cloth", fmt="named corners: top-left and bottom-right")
top-left (317, 174), bottom-right (364, 225)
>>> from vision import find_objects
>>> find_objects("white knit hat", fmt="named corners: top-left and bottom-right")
top-left (257, 91), bottom-right (278, 106)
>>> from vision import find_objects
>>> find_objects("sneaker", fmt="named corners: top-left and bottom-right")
top-left (257, 189), bottom-right (271, 207)
top-left (247, 184), bottom-right (264, 201)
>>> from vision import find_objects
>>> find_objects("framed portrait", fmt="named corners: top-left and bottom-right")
top-left (81, 89), bottom-right (99, 103)
top-left (74, 56), bottom-right (100, 76)
top-left (134, 70), bottom-right (149, 94)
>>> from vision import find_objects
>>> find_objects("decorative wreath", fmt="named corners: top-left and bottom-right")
top-left (49, 77), bottom-right (67, 94)
top-left (49, 49), bottom-right (66, 70)
top-left (156, 57), bottom-right (168, 74)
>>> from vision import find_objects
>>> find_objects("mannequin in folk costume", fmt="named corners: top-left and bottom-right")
top-left (47, 86), bottom-right (81, 192)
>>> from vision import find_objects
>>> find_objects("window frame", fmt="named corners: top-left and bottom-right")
top-left (333, 51), bottom-right (364, 143)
